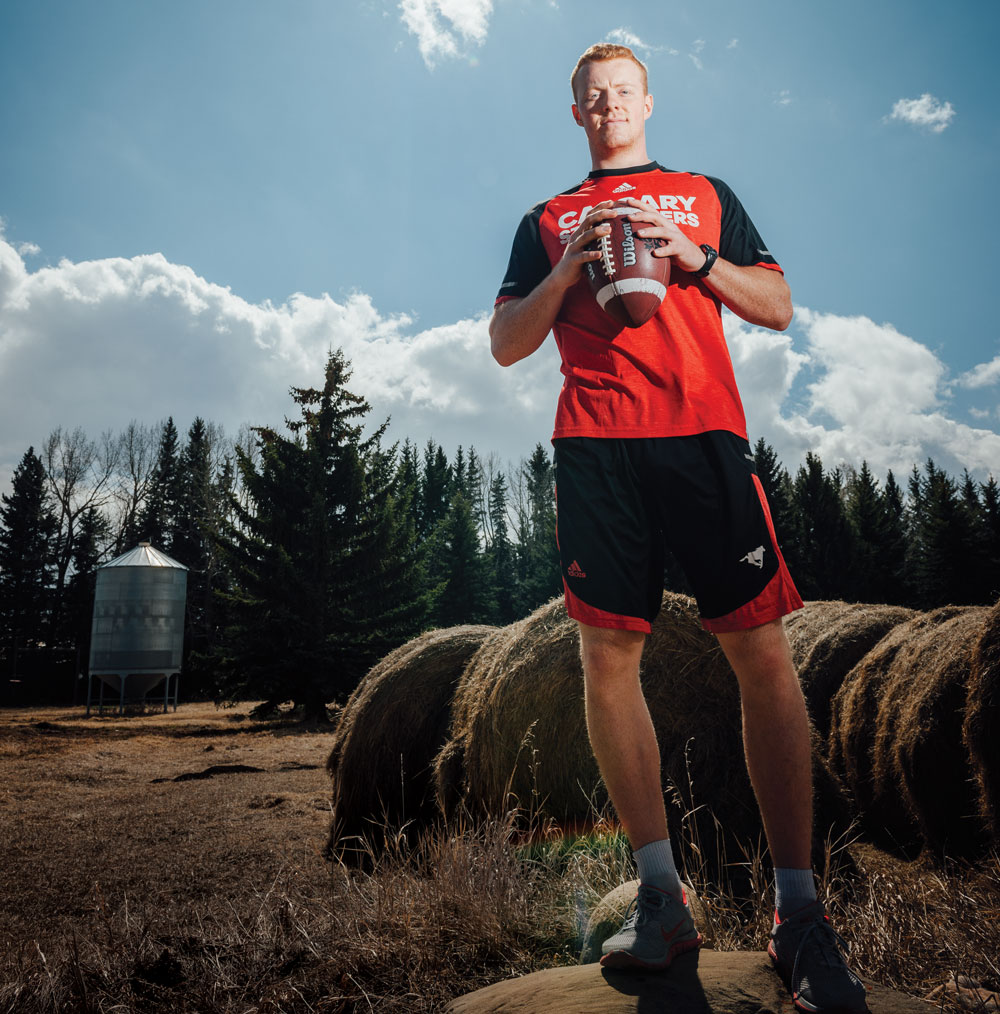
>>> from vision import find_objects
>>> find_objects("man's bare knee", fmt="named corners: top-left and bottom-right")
top-left (578, 622), bottom-right (646, 687)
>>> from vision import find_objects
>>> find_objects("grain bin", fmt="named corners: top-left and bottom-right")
top-left (86, 542), bottom-right (188, 715)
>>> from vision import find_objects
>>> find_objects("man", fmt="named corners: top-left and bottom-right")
top-left (490, 43), bottom-right (867, 1014)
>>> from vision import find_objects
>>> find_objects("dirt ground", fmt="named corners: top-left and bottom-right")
top-left (0, 702), bottom-right (334, 951)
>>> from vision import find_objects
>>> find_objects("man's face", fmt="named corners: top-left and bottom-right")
top-left (572, 58), bottom-right (653, 154)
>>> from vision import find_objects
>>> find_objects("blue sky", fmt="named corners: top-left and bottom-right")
top-left (1, 0), bottom-right (998, 489)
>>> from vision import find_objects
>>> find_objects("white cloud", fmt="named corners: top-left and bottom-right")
top-left (604, 27), bottom-right (676, 57)
top-left (775, 89), bottom-right (792, 106)
top-left (16, 241), bottom-right (41, 257)
top-left (958, 355), bottom-right (1000, 389)
top-left (0, 235), bottom-right (560, 490)
top-left (727, 309), bottom-right (1000, 480)
top-left (727, 38), bottom-right (739, 49)
top-left (398, 0), bottom-right (492, 68)
top-left (888, 93), bottom-right (955, 133)
top-left (3, 235), bottom-right (998, 495)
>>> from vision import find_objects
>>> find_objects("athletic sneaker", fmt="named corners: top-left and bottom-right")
top-left (600, 884), bottom-right (703, 970)
top-left (768, 901), bottom-right (868, 1013)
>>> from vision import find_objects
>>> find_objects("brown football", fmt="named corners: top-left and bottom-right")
top-left (584, 202), bottom-right (670, 328)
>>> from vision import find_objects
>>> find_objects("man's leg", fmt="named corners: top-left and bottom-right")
top-left (579, 621), bottom-right (703, 970)
top-left (716, 618), bottom-right (868, 1012)
top-left (578, 622), bottom-right (666, 849)
top-left (714, 617), bottom-right (812, 870)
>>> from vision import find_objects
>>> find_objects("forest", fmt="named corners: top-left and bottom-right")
top-left (1, 348), bottom-right (998, 714)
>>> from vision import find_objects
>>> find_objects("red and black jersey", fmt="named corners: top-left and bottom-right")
top-left (495, 162), bottom-right (783, 442)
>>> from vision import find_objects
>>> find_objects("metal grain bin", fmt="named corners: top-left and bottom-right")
top-left (87, 542), bottom-right (188, 715)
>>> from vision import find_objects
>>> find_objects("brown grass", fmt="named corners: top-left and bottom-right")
top-left (3, 703), bottom-right (999, 1012)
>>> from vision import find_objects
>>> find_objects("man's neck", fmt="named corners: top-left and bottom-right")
top-left (590, 142), bottom-right (651, 172)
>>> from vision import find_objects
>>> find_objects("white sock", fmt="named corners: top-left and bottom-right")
top-left (774, 867), bottom-right (817, 919)
top-left (633, 839), bottom-right (683, 897)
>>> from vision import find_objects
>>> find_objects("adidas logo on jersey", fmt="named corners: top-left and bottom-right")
top-left (567, 560), bottom-right (587, 578)
top-left (612, 182), bottom-right (636, 193)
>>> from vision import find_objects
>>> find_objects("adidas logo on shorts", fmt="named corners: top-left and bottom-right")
top-left (567, 560), bottom-right (587, 578)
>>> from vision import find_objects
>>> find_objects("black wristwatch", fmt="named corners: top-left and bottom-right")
top-left (694, 243), bottom-right (718, 278)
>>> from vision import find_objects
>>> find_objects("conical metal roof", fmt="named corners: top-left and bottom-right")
top-left (101, 542), bottom-right (188, 570)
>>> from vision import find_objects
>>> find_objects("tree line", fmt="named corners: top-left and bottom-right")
top-left (1, 348), bottom-right (998, 714)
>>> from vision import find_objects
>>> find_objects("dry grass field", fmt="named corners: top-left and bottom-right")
top-left (2, 702), bottom-right (999, 1012)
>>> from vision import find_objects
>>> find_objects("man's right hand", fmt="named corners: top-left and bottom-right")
top-left (549, 201), bottom-right (617, 292)
top-left (490, 201), bottom-right (618, 366)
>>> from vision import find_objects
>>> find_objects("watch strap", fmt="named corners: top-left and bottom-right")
top-left (694, 244), bottom-right (718, 278)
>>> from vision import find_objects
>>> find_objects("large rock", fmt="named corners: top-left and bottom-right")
top-left (447, 950), bottom-right (929, 1013)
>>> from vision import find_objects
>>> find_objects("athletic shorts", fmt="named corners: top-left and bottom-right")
top-left (553, 432), bottom-right (803, 634)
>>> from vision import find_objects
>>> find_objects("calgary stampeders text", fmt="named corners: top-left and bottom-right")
top-left (558, 195), bottom-right (700, 242)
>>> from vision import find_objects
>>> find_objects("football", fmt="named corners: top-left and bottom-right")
top-left (584, 203), bottom-right (670, 328)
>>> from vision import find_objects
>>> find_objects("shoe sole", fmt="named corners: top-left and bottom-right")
top-left (600, 933), bottom-right (703, 971)
top-left (767, 944), bottom-right (870, 1014)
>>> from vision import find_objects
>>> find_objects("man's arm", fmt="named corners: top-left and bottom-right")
top-left (622, 198), bottom-right (793, 332)
top-left (490, 203), bottom-right (617, 366)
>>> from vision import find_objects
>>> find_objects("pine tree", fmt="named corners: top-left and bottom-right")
top-left (432, 488), bottom-right (494, 626)
top-left (517, 444), bottom-right (561, 613)
top-left (0, 448), bottom-right (58, 664)
top-left (62, 506), bottom-right (110, 668)
top-left (213, 350), bottom-right (426, 719)
top-left (419, 440), bottom-right (451, 542)
top-left (486, 470), bottom-right (518, 624)
top-left (140, 418), bottom-right (182, 553)
top-left (787, 452), bottom-right (853, 600)
top-left (905, 459), bottom-right (979, 607)
top-left (980, 477), bottom-right (1000, 602)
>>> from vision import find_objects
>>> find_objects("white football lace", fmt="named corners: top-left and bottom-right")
top-left (599, 233), bottom-right (616, 277)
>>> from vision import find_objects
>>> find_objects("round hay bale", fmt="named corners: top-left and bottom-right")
top-left (873, 606), bottom-right (990, 858)
top-left (326, 624), bottom-right (495, 861)
top-left (964, 600), bottom-right (1000, 842)
top-left (789, 602), bottom-right (915, 741)
top-left (579, 879), bottom-right (708, 963)
top-left (435, 598), bottom-right (597, 823)
top-left (828, 612), bottom-right (946, 854)
top-left (437, 592), bottom-right (849, 885)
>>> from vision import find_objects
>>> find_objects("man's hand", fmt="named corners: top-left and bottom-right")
top-left (491, 201), bottom-right (620, 366)
top-left (620, 197), bottom-right (793, 331)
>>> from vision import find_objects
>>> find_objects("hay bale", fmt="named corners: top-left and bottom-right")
top-left (437, 592), bottom-right (850, 883)
top-left (964, 600), bottom-right (1000, 841)
top-left (326, 624), bottom-right (495, 860)
top-left (831, 606), bottom-right (989, 857)
top-left (873, 606), bottom-right (990, 858)
top-left (787, 602), bottom-right (915, 741)
top-left (435, 598), bottom-right (597, 822)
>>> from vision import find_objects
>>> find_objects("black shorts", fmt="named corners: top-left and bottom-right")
top-left (553, 432), bottom-right (803, 633)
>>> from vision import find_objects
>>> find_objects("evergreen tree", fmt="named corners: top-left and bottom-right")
top-left (787, 453), bottom-right (853, 600)
top-left (905, 459), bottom-right (979, 607)
top-left (0, 448), bottom-right (57, 664)
top-left (140, 418), bottom-right (183, 553)
top-left (486, 470), bottom-right (518, 624)
top-left (62, 506), bottom-right (110, 668)
top-left (432, 488), bottom-right (494, 626)
top-left (844, 462), bottom-right (895, 602)
top-left (213, 350), bottom-right (426, 719)
top-left (753, 438), bottom-right (796, 544)
top-left (419, 440), bottom-right (451, 542)
top-left (980, 477), bottom-right (1000, 602)
top-left (517, 444), bottom-right (561, 613)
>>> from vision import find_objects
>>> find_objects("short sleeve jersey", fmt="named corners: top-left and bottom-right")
top-left (495, 162), bottom-right (783, 442)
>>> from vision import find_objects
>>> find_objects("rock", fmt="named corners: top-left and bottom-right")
top-left (925, 973), bottom-right (1000, 1010)
top-left (579, 880), bottom-right (710, 964)
top-left (447, 950), bottom-right (930, 1013)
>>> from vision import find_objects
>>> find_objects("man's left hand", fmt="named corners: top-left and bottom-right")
top-left (619, 197), bottom-right (708, 275)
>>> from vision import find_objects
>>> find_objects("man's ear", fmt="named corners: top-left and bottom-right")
top-left (571, 103), bottom-right (583, 126)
